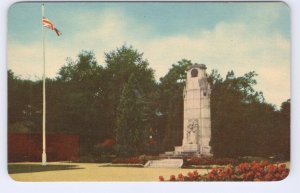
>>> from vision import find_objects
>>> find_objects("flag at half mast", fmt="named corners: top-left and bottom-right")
top-left (42, 17), bottom-right (62, 36)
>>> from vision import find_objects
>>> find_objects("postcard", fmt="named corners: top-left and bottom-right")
top-left (7, 1), bottom-right (290, 182)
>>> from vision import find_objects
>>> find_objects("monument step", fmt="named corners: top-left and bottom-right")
top-left (164, 151), bottom-right (175, 155)
top-left (144, 159), bottom-right (183, 168)
top-left (175, 145), bottom-right (199, 152)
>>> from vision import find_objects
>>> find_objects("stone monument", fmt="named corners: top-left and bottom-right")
top-left (146, 63), bottom-right (212, 167)
top-left (174, 63), bottom-right (212, 156)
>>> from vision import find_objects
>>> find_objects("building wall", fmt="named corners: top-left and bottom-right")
top-left (8, 133), bottom-right (80, 162)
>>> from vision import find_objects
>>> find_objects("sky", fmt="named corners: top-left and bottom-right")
top-left (7, 2), bottom-right (290, 107)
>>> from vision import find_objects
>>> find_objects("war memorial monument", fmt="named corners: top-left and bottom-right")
top-left (145, 63), bottom-right (212, 167)
top-left (174, 63), bottom-right (212, 156)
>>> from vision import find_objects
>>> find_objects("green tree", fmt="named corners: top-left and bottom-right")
top-left (103, 45), bottom-right (156, 141)
top-left (8, 70), bottom-right (42, 133)
top-left (116, 74), bottom-right (152, 156)
top-left (55, 51), bottom-right (107, 156)
top-left (274, 99), bottom-right (290, 159)
top-left (8, 48), bottom-right (290, 160)
top-left (209, 70), bottom-right (289, 158)
top-left (158, 59), bottom-right (191, 151)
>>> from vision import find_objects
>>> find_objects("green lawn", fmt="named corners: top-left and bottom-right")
top-left (8, 162), bottom-right (209, 182)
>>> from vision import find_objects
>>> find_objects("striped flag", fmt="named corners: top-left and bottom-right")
top-left (42, 17), bottom-right (62, 36)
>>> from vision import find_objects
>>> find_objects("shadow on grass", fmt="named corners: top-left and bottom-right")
top-left (99, 164), bottom-right (144, 168)
top-left (8, 164), bottom-right (84, 174)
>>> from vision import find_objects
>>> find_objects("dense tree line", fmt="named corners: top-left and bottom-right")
top-left (209, 71), bottom-right (290, 159)
top-left (8, 45), bottom-right (290, 159)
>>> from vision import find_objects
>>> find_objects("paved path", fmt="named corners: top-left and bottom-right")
top-left (8, 162), bottom-right (209, 182)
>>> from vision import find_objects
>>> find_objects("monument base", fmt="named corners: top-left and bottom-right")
top-left (159, 144), bottom-right (213, 158)
top-left (175, 144), bottom-right (212, 156)
top-left (144, 159), bottom-right (183, 168)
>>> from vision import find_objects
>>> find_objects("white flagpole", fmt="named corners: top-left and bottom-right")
top-left (42, 3), bottom-right (47, 166)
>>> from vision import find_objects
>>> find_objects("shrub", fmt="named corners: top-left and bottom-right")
top-left (111, 155), bottom-right (156, 164)
top-left (111, 156), bottom-right (146, 164)
top-left (184, 157), bottom-right (240, 167)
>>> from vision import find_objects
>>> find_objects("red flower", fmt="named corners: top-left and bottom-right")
top-left (208, 172), bottom-right (215, 180)
top-left (260, 160), bottom-right (268, 167)
top-left (218, 172), bottom-right (224, 180)
top-left (157, 160), bottom-right (289, 181)
top-left (225, 166), bottom-right (233, 176)
top-left (255, 172), bottom-right (261, 178)
top-left (275, 173), bottom-right (281, 180)
top-left (187, 172), bottom-right (195, 180)
top-left (193, 170), bottom-right (199, 177)
top-left (278, 164), bottom-right (287, 172)
top-left (211, 168), bottom-right (217, 174)
top-left (170, 175), bottom-right (176, 181)
top-left (251, 162), bottom-right (259, 171)
top-left (178, 173), bottom-right (184, 181)
top-left (267, 165), bottom-right (276, 173)
top-left (159, 176), bottom-right (164, 181)
top-left (281, 171), bottom-right (289, 179)
top-left (280, 163), bottom-right (286, 168)
top-left (264, 173), bottom-right (273, 181)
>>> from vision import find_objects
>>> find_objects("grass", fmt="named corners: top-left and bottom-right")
top-left (8, 162), bottom-right (208, 182)
top-left (8, 163), bottom-right (83, 174)
top-left (99, 163), bottom-right (144, 168)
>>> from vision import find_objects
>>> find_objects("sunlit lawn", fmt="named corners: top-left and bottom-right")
top-left (8, 162), bottom-right (209, 182)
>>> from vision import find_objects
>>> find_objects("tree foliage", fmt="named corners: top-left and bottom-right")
top-left (102, 45), bottom-right (156, 142)
top-left (7, 46), bottom-right (290, 159)
top-left (157, 59), bottom-right (191, 151)
top-left (8, 70), bottom-right (42, 133)
top-left (209, 70), bottom-right (289, 158)
top-left (116, 75), bottom-right (152, 155)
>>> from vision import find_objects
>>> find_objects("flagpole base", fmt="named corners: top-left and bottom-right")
top-left (42, 152), bottom-right (47, 166)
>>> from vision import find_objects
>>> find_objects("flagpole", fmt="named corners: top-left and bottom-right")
top-left (42, 3), bottom-right (47, 166)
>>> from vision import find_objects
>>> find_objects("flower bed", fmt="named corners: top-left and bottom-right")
top-left (111, 155), bottom-right (158, 165)
top-left (184, 157), bottom-right (240, 167)
top-left (159, 161), bottom-right (289, 181)
top-left (111, 157), bottom-right (143, 164)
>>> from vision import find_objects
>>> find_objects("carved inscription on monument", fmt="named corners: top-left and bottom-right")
top-left (186, 119), bottom-right (199, 144)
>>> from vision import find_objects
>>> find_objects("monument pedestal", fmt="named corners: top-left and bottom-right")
top-left (175, 144), bottom-right (198, 153)
top-left (159, 144), bottom-right (212, 158)
top-left (174, 144), bottom-right (212, 156)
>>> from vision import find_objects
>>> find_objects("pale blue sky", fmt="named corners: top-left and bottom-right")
top-left (8, 2), bottom-right (290, 42)
top-left (7, 2), bottom-right (290, 107)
